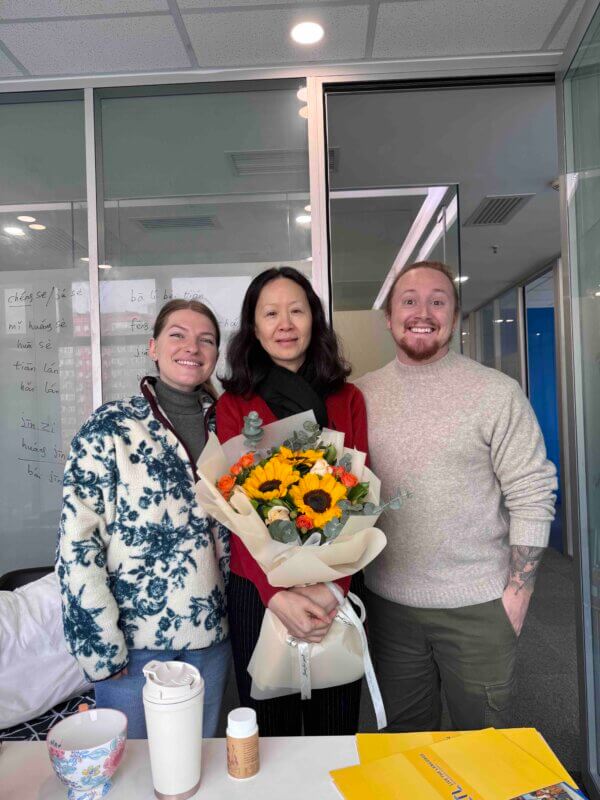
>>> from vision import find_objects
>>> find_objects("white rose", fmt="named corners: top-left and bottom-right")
top-left (309, 458), bottom-right (333, 476)
top-left (267, 506), bottom-right (291, 524)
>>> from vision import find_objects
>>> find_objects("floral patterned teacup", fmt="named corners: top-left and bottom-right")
top-left (47, 708), bottom-right (127, 800)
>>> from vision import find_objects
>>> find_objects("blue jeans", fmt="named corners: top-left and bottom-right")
top-left (94, 640), bottom-right (231, 738)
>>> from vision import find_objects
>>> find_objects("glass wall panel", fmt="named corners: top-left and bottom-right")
top-left (525, 269), bottom-right (562, 552)
top-left (96, 82), bottom-right (311, 398)
top-left (0, 92), bottom-right (90, 574)
top-left (498, 287), bottom-right (520, 382)
top-left (565, 7), bottom-right (600, 788)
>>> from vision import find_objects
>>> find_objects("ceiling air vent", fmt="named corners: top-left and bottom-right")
top-left (229, 148), bottom-right (339, 176)
top-left (463, 194), bottom-right (534, 226)
top-left (135, 216), bottom-right (219, 231)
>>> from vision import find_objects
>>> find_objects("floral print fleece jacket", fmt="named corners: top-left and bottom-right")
top-left (55, 378), bottom-right (230, 682)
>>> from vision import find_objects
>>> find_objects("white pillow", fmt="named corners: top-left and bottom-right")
top-left (0, 572), bottom-right (92, 729)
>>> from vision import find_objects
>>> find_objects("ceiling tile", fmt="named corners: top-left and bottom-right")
top-left (0, 16), bottom-right (190, 75)
top-left (0, 1), bottom-right (168, 18)
top-left (0, 48), bottom-right (23, 76)
top-left (548, 0), bottom-right (586, 50)
top-left (184, 5), bottom-right (369, 66)
top-left (373, 0), bottom-right (567, 59)
top-left (181, 0), bottom-right (311, 6)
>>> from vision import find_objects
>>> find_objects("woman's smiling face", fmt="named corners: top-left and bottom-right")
top-left (149, 308), bottom-right (218, 392)
top-left (254, 277), bottom-right (313, 372)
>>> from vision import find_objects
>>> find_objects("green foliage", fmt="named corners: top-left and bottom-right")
top-left (268, 519), bottom-right (300, 544)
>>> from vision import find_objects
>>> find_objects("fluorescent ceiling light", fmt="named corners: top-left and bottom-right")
top-left (297, 87), bottom-right (308, 102)
top-left (595, 291), bottom-right (600, 297)
top-left (291, 22), bottom-right (324, 44)
top-left (416, 195), bottom-right (458, 263)
top-left (372, 186), bottom-right (449, 310)
top-left (98, 264), bottom-right (112, 270)
top-left (505, 318), bottom-right (515, 323)
top-left (494, 319), bottom-right (504, 324)
top-left (454, 275), bottom-right (469, 284)
top-left (305, 256), bottom-right (313, 262)
top-left (80, 257), bottom-right (89, 262)
top-left (298, 106), bottom-right (309, 119)
top-left (4, 226), bottom-right (25, 236)
top-left (296, 214), bottom-right (311, 225)
top-left (304, 204), bottom-right (311, 212)
top-left (29, 223), bottom-right (46, 230)
top-left (17, 215), bottom-right (36, 223)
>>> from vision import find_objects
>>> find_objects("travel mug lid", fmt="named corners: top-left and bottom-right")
top-left (142, 660), bottom-right (204, 704)
top-left (227, 707), bottom-right (257, 738)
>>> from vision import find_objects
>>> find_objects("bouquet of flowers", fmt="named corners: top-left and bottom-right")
top-left (195, 411), bottom-right (403, 729)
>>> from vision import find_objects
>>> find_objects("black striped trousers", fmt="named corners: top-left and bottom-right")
top-left (227, 572), bottom-right (363, 736)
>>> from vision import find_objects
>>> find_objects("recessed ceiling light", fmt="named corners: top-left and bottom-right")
top-left (297, 87), bottom-right (308, 102)
top-left (295, 214), bottom-right (311, 225)
top-left (304, 205), bottom-right (311, 212)
top-left (4, 226), bottom-right (25, 236)
top-left (80, 257), bottom-right (89, 262)
top-left (298, 106), bottom-right (309, 119)
top-left (98, 264), bottom-right (112, 270)
top-left (29, 223), bottom-right (46, 230)
top-left (595, 291), bottom-right (600, 297)
top-left (454, 275), bottom-right (469, 283)
top-left (291, 21), bottom-right (324, 45)
top-left (17, 215), bottom-right (36, 223)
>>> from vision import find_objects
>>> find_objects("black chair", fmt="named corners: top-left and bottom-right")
top-left (0, 566), bottom-right (54, 591)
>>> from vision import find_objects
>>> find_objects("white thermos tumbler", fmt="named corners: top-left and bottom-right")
top-left (142, 660), bottom-right (204, 800)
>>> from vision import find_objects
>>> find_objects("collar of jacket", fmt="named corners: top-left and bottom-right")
top-left (139, 375), bottom-right (216, 481)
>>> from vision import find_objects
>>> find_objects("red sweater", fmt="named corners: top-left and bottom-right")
top-left (216, 383), bottom-right (369, 605)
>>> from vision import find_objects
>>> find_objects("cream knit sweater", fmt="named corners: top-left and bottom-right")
top-left (356, 351), bottom-right (557, 609)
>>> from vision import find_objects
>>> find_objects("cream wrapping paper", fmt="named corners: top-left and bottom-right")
top-left (195, 413), bottom-right (387, 719)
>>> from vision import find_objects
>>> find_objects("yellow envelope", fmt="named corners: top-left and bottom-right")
top-left (331, 728), bottom-right (574, 800)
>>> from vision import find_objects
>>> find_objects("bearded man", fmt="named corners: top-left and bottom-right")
top-left (356, 261), bottom-right (557, 731)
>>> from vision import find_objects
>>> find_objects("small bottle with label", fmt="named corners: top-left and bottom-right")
top-left (226, 707), bottom-right (260, 780)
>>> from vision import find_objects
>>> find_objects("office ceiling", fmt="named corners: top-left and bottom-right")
top-left (0, 0), bottom-right (587, 80)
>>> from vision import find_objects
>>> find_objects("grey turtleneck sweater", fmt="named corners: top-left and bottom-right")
top-left (154, 378), bottom-right (208, 464)
top-left (355, 350), bottom-right (557, 609)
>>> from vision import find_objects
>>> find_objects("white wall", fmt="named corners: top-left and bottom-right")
top-left (333, 309), bottom-right (396, 380)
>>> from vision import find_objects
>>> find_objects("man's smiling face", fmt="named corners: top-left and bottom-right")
top-left (387, 266), bottom-right (458, 366)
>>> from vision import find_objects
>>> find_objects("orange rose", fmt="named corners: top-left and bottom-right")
top-left (239, 453), bottom-right (254, 468)
top-left (230, 463), bottom-right (243, 476)
top-left (296, 514), bottom-right (313, 531)
top-left (332, 466), bottom-right (346, 479)
top-left (217, 474), bottom-right (236, 497)
top-left (340, 472), bottom-right (358, 488)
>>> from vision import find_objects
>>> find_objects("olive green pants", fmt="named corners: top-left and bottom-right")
top-left (365, 588), bottom-right (518, 731)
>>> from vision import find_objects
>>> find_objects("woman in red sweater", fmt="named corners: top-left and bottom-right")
top-left (217, 266), bottom-right (368, 737)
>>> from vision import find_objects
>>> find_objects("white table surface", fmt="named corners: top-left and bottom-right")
top-left (0, 736), bottom-right (359, 800)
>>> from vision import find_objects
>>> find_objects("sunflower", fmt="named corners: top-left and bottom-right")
top-left (289, 473), bottom-right (347, 528)
top-left (242, 458), bottom-right (300, 501)
top-left (276, 446), bottom-right (325, 469)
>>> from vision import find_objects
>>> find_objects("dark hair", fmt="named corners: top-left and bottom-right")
top-left (384, 260), bottom-right (460, 316)
top-left (152, 298), bottom-right (221, 400)
top-left (220, 266), bottom-right (350, 397)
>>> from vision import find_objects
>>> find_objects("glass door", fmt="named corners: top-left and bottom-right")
top-left (564, 6), bottom-right (600, 796)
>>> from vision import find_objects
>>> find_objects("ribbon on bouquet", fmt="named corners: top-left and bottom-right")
top-left (285, 583), bottom-right (387, 730)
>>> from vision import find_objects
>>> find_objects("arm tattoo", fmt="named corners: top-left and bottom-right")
top-left (507, 545), bottom-right (545, 595)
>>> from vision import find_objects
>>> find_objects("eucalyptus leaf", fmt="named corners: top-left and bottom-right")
top-left (338, 500), bottom-right (352, 511)
top-left (362, 502), bottom-right (379, 515)
top-left (268, 520), bottom-right (300, 544)
top-left (338, 454), bottom-right (352, 471)
top-left (323, 519), bottom-right (343, 541)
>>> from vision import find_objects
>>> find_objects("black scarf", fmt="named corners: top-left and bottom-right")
top-left (257, 362), bottom-right (329, 429)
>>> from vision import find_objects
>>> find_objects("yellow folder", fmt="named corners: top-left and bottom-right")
top-left (331, 728), bottom-right (575, 800)
top-left (356, 728), bottom-right (573, 783)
